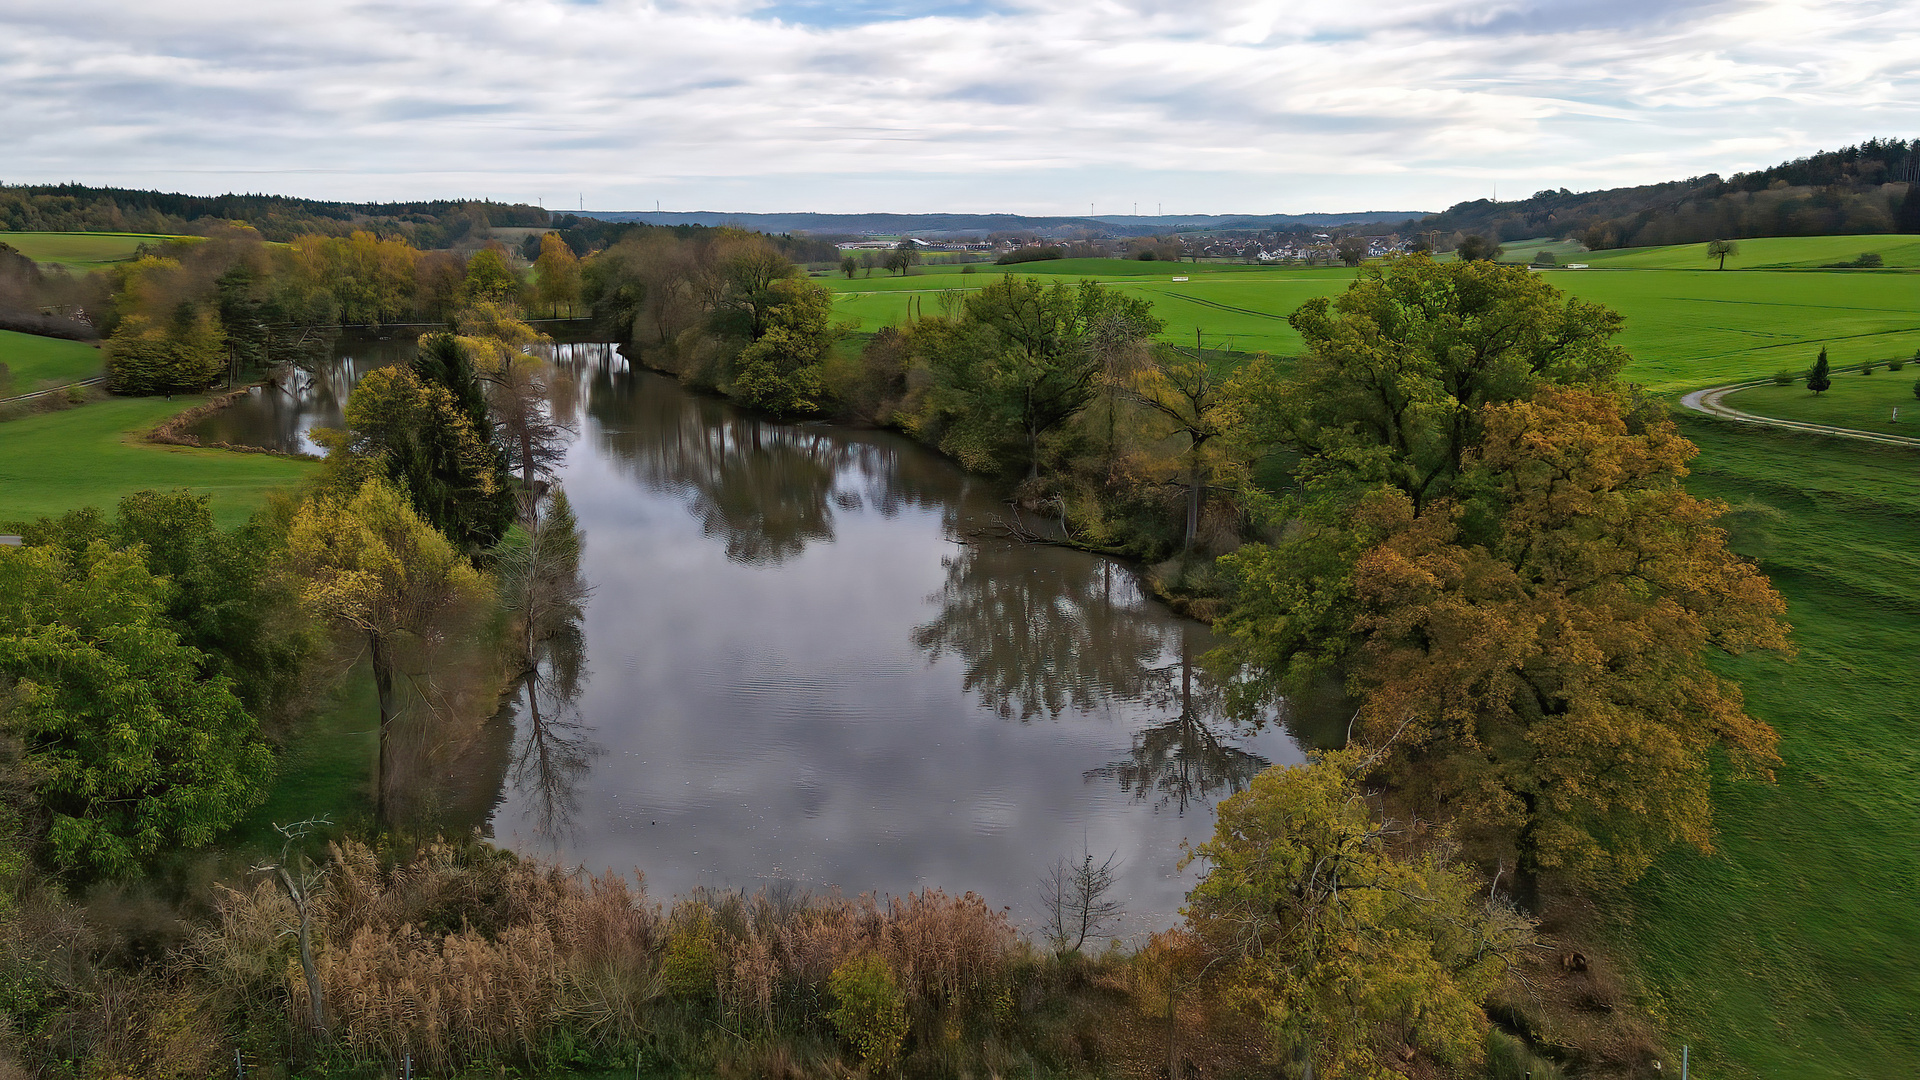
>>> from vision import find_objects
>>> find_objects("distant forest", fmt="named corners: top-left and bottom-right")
top-left (0, 184), bottom-right (551, 246)
top-left (1410, 138), bottom-right (1920, 249)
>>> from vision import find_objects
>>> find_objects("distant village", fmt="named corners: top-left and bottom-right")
top-left (832, 228), bottom-right (1411, 265)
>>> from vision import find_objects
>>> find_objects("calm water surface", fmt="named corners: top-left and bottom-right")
top-left (204, 338), bottom-right (1312, 935)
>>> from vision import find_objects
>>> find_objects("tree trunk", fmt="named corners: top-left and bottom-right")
top-left (280, 868), bottom-right (329, 1039)
top-left (370, 632), bottom-right (396, 823)
top-left (1185, 456), bottom-right (1203, 552)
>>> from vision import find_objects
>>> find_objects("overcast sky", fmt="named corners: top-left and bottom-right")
top-left (2, 0), bottom-right (1914, 215)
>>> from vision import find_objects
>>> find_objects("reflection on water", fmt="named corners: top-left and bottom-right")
top-left (189, 339), bottom-right (414, 454)
top-left (500, 625), bottom-right (600, 843)
top-left (211, 339), bottom-right (1319, 935)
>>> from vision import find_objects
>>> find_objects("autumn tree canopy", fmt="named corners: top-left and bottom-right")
top-left (1217, 256), bottom-right (1792, 890)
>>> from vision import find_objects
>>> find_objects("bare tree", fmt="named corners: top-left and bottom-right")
top-left (1038, 851), bottom-right (1124, 954)
top-left (253, 817), bottom-right (332, 1040)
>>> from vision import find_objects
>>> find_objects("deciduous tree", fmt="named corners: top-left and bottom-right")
top-left (1344, 388), bottom-right (1791, 888)
top-left (0, 541), bottom-right (273, 876)
top-left (1706, 238), bottom-right (1738, 269)
top-left (533, 232), bottom-right (581, 318)
top-left (284, 478), bottom-right (488, 823)
top-left (1184, 749), bottom-right (1531, 1077)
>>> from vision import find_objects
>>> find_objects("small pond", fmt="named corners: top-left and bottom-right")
top-left (201, 335), bottom-right (1322, 936)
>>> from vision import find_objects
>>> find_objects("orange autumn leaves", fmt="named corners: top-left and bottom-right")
top-left (1347, 386), bottom-right (1790, 886)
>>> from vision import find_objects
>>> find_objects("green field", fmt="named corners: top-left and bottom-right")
top-left (1618, 417), bottom-right (1920, 1078)
top-left (829, 263), bottom-right (1357, 355)
top-left (1546, 269), bottom-right (1920, 392)
top-left (1726, 371), bottom-right (1920, 434)
top-left (1, 230), bottom-right (195, 270)
top-left (0, 397), bottom-right (314, 526)
top-left (0, 328), bottom-right (102, 391)
top-left (1579, 233), bottom-right (1920, 270)
top-left (828, 257), bottom-right (1920, 390)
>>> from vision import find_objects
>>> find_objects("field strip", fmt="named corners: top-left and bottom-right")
top-left (1681, 379), bottom-right (1920, 448)
top-left (0, 375), bottom-right (108, 405)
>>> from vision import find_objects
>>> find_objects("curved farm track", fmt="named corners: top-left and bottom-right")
top-left (1680, 379), bottom-right (1920, 448)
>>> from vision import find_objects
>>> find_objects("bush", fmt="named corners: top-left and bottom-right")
top-left (1483, 1030), bottom-right (1566, 1080)
top-left (1857, 251), bottom-right (1884, 268)
top-left (1912, 376), bottom-right (1920, 400)
top-left (1772, 370), bottom-right (1795, 385)
top-left (1891, 358), bottom-right (1906, 371)
top-left (960, 264), bottom-right (976, 274)
top-left (1862, 362), bottom-right (1876, 374)
top-left (827, 954), bottom-right (908, 1072)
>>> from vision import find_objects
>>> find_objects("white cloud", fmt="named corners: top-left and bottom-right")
top-left (0, 0), bottom-right (1913, 212)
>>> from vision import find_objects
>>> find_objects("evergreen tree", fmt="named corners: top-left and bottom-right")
top-left (1808, 347), bottom-right (1832, 394)
top-left (1897, 182), bottom-right (1920, 235)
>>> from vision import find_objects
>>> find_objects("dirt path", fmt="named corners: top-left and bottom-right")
top-left (0, 375), bottom-right (108, 405)
top-left (1679, 379), bottom-right (1920, 449)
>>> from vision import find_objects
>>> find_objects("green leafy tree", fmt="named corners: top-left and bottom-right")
top-left (840, 254), bottom-right (859, 279)
top-left (102, 306), bottom-right (226, 395)
top-left (916, 276), bottom-right (1162, 477)
top-left (284, 478), bottom-right (488, 823)
top-left (1184, 749), bottom-right (1531, 1078)
top-left (1227, 254), bottom-right (1626, 511)
top-left (460, 247), bottom-right (521, 307)
top-left (532, 232), bottom-right (581, 318)
top-left (0, 541), bottom-right (272, 876)
top-left (729, 278), bottom-right (847, 416)
top-left (1454, 234), bottom-right (1502, 261)
top-left (1807, 347), bottom-right (1832, 394)
top-left (20, 492), bottom-right (311, 717)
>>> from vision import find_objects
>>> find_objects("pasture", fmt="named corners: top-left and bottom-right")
top-left (0, 397), bottom-right (314, 527)
top-left (1, 230), bottom-right (194, 270)
top-left (1620, 417), bottom-right (1920, 1079)
top-left (829, 257), bottom-right (1920, 390)
top-left (1580, 233), bottom-right (1920, 270)
top-left (1726, 372), bottom-right (1920, 434)
top-left (0, 328), bottom-right (102, 391)
top-left (829, 263), bottom-right (1357, 355)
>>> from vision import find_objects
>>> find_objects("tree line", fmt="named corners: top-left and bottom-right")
top-left (0, 183), bottom-right (548, 245)
top-left (1408, 137), bottom-right (1920, 250)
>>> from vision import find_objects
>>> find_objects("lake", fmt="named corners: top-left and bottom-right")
top-left (198, 335), bottom-right (1315, 937)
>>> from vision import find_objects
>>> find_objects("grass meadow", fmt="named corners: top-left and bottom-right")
top-left (0, 396), bottom-right (314, 526)
top-left (1619, 417), bottom-right (1920, 1079)
top-left (2, 230), bottom-right (194, 270)
top-left (1727, 372), bottom-right (1920, 434)
top-left (0, 327), bottom-right (102, 391)
top-left (1581, 233), bottom-right (1920, 270)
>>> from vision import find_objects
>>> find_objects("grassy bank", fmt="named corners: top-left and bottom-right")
top-left (0, 396), bottom-right (314, 525)
top-left (1612, 416), bottom-right (1920, 1078)
top-left (0, 328), bottom-right (102, 391)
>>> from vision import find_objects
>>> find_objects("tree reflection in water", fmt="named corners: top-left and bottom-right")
top-left (504, 614), bottom-right (600, 844)
top-left (1085, 628), bottom-right (1269, 815)
top-left (912, 544), bottom-right (1169, 720)
top-left (588, 367), bottom-right (847, 565)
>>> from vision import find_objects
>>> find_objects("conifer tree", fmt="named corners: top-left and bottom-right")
top-left (1808, 347), bottom-right (1832, 394)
